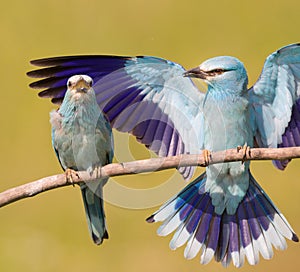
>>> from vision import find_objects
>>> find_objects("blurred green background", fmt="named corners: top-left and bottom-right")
top-left (0, 0), bottom-right (300, 271)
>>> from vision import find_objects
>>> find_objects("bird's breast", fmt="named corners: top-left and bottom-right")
top-left (203, 93), bottom-right (252, 151)
top-left (52, 104), bottom-right (108, 171)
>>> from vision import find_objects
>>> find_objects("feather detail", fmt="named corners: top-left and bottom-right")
top-left (147, 171), bottom-right (298, 267)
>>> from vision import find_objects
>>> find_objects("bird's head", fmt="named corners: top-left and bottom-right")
top-left (184, 56), bottom-right (248, 94)
top-left (67, 74), bottom-right (93, 93)
top-left (65, 75), bottom-right (95, 102)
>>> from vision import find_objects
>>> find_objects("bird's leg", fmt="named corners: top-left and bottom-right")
top-left (237, 143), bottom-right (251, 164)
top-left (202, 149), bottom-right (211, 166)
top-left (65, 168), bottom-right (79, 186)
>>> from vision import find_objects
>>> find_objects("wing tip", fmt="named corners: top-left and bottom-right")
top-left (292, 233), bottom-right (299, 242)
top-left (29, 57), bottom-right (58, 67)
top-left (51, 97), bottom-right (64, 104)
top-left (26, 70), bottom-right (37, 78)
top-left (272, 159), bottom-right (291, 171)
top-left (146, 215), bottom-right (155, 223)
top-left (277, 43), bottom-right (300, 54)
top-left (29, 55), bottom-right (134, 67)
top-left (28, 81), bottom-right (42, 89)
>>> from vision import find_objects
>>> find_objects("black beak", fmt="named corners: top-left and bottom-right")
top-left (183, 67), bottom-right (208, 79)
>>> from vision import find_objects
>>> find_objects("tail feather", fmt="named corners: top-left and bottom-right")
top-left (185, 198), bottom-right (214, 260)
top-left (248, 176), bottom-right (298, 244)
top-left (170, 194), bottom-right (212, 250)
top-left (146, 171), bottom-right (298, 267)
top-left (228, 214), bottom-right (241, 266)
top-left (80, 182), bottom-right (108, 245)
top-left (236, 204), bottom-right (254, 264)
top-left (244, 191), bottom-right (273, 260)
top-left (215, 212), bottom-right (230, 263)
top-left (201, 215), bottom-right (221, 264)
top-left (158, 183), bottom-right (207, 237)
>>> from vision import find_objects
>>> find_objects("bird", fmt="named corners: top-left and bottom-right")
top-left (50, 74), bottom-right (113, 245)
top-left (27, 43), bottom-right (300, 266)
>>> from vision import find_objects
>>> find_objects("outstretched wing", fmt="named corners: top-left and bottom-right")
top-left (249, 43), bottom-right (300, 169)
top-left (28, 55), bottom-right (205, 179)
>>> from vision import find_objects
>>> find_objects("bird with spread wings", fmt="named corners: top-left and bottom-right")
top-left (27, 43), bottom-right (300, 267)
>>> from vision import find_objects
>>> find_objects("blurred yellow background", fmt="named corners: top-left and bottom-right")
top-left (0, 0), bottom-right (299, 271)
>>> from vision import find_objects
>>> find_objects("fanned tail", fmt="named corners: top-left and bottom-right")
top-left (80, 181), bottom-right (108, 245)
top-left (146, 172), bottom-right (298, 267)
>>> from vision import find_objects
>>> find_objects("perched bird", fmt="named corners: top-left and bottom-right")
top-left (28, 43), bottom-right (300, 266)
top-left (50, 74), bottom-right (113, 245)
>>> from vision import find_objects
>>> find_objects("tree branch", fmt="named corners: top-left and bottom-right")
top-left (1, 147), bottom-right (300, 208)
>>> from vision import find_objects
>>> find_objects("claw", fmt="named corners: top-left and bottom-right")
top-left (86, 165), bottom-right (103, 179)
top-left (89, 166), bottom-right (102, 179)
top-left (202, 149), bottom-right (211, 166)
top-left (65, 168), bottom-right (79, 186)
top-left (237, 144), bottom-right (251, 164)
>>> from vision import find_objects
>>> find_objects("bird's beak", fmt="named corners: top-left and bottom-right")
top-left (74, 78), bottom-right (89, 93)
top-left (184, 67), bottom-right (208, 79)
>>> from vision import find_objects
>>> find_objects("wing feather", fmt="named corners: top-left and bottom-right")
top-left (28, 55), bottom-right (205, 179)
top-left (249, 43), bottom-right (300, 169)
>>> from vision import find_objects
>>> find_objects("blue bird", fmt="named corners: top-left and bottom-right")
top-left (50, 74), bottom-right (113, 245)
top-left (28, 43), bottom-right (300, 266)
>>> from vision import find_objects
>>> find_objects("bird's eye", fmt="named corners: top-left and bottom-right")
top-left (67, 80), bottom-right (72, 88)
top-left (210, 69), bottom-right (225, 75)
top-left (89, 79), bottom-right (93, 87)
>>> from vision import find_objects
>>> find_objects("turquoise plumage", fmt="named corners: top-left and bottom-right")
top-left (50, 75), bottom-right (113, 245)
top-left (28, 43), bottom-right (300, 266)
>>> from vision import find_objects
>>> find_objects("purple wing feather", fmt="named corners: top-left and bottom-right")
top-left (28, 55), bottom-right (205, 180)
top-left (249, 43), bottom-right (300, 170)
top-left (274, 99), bottom-right (300, 169)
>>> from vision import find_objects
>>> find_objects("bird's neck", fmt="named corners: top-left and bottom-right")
top-left (204, 85), bottom-right (249, 113)
top-left (207, 81), bottom-right (248, 97)
top-left (59, 93), bottom-right (100, 124)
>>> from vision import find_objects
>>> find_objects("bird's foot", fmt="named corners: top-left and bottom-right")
top-left (237, 144), bottom-right (251, 164)
top-left (202, 149), bottom-right (211, 166)
top-left (65, 168), bottom-right (79, 186)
